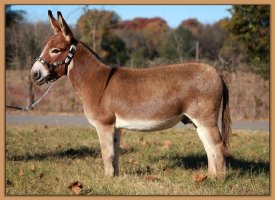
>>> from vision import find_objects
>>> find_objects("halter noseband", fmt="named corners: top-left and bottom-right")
top-left (36, 41), bottom-right (78, 74)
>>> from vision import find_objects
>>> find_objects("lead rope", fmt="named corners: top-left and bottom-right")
top-left (6, 83), bottom-right (53, 111)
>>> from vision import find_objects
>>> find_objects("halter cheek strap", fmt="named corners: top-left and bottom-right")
top-left (36, 41), bottom-right (78, 74)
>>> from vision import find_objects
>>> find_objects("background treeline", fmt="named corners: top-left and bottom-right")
top-left (5, 5), bottom-right (270, 119)
top-left (6, 5), bottom-right (270, 78)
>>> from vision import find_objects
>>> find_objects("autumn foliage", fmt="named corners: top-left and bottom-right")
top-left (6, 6), bottom-right (270, 78)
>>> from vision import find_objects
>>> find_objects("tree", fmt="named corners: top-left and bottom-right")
top-left (6, 22), bottom-right (52, 69)
top-left (76, 9), bottom-right (127, 65)
top-left (160, 26), bottom-right (195, 62)
top-left (197, 22), bottom-right (228, 61)
top-left (226, 5), bottom-right (270, 78)
top-left (5, 6), bottom-right (26, 69)
top-left (217, 19), bottom-right (248, 70)
top-left (142, 18), bottom-right (170, 59)
top-left (5, 5), bottom-right (25, 27)
top-left (115, 17), bottom-right (170, 67)
top-left (180, 18), bottom-right (203, 37)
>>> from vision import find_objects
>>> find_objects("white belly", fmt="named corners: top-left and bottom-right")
top-left (115, 115), bottom-right (183, 131)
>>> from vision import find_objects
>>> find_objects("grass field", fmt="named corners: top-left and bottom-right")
top-left (5, 125), bottom-right (269, 195)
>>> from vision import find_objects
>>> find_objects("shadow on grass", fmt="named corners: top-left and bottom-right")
top-left (7, 147), bottom-right (100, 161)
top-left (156, 153), bottom-right (269, 176)
top-left (7, 146), bottom-right (137, 161)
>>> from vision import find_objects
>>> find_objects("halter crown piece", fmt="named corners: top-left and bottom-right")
top-left (36, 41), bottom-right (78, 73)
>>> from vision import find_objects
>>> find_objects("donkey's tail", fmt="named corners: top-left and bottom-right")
top-left (221, 75), bottom-right (232, 157)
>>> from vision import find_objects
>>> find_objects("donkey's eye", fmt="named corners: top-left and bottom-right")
top-left (51, 48), bottom-right (61, 54)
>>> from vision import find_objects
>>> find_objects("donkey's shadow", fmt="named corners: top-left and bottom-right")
top-left (7, 146), bottom-right (136, 161)
top-left (159, 153), bottom-right (269, 176)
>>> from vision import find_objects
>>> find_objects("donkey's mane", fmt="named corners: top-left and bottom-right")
top-left (79, 41), bottom-right (108, 66)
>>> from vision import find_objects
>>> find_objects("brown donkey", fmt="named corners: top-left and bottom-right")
top-left (31, 11), bottom-right (231, 178)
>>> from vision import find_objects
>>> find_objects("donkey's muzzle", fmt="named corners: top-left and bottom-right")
top-left (32, 71), bottom-right (41, 81)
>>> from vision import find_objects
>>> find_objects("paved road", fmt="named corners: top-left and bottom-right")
top-left (6, 114), bottom-right (269, 132)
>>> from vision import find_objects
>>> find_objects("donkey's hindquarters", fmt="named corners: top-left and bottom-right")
top-left (188, 75), bottom-right (231, 178)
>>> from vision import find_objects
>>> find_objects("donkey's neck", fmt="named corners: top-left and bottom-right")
top-left (67, 42), bottom-right (111, 104)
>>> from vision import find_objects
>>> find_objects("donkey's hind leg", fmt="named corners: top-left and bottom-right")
top-left (196, 125), bottom-right (225, 178)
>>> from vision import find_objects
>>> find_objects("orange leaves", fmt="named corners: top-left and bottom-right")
top-left (144, 175), bottom-right (159, 182)
top-left (139, 136), bottom-right (174, 150)
top-left (192, 174), bottom-right (207, 183)
top-left (162, 140), bottom-right (173, 149)
top-left (68, 181), bottom-right (83, 195)
top-left (140, 137), bottom-right (150, 146)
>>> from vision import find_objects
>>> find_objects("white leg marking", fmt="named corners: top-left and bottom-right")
top-left (196, 127), bottom-right (217, 176)
top-left (184, 114), bottom-right (218, 176)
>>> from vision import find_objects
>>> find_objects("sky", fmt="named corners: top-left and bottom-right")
top-left (12, 5), bottom-right (232, 28)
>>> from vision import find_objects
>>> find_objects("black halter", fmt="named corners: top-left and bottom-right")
top-left (36, 41), bottom-right (78, 74)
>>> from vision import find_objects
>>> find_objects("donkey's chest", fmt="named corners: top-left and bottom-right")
top-left (114, 115), bottom-right (183, 132)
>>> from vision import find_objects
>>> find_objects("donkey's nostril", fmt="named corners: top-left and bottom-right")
top-left (33, 71), bottom-right (41, 80)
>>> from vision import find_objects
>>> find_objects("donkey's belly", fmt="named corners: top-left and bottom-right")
top-left (115, 115), bottom-right (183, 132)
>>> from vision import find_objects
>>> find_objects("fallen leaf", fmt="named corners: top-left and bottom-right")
top-left (192, 174), bottom-right (207, 183)
top-left (30, 164), bottom-right (35, 171)
top-left (162, 140), bottom-right (173, 149)
top-left (19, 169), bottom-right (24, 177)
top-left (144, 175), bottom-right (159, 181)
top-left (120, 143), bottom-right (128, 149)
top-left (55, 177), bottom-right (60, 181)
top-left (68, 181), bottom-right (83, 195)
top-left (140, 137), bottom-right (150, 146)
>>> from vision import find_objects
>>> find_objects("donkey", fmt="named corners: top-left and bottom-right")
top-left (31, 11), bottom-right (231, 178)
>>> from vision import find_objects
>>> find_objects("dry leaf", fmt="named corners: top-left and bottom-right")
top-left (68, 181), bottom-right (83, 195)
top-left (192, 174), bottom-right (207, 183)
top-left (140, 137), bottom-right (150, 146)
top-left (162, 140), bottom-right (173, 149)
top-left (19, 169), bottom-right (24, 177)
top-left (30, 164), bottom-right (35, 171)
top-left (128, 158), bottom-right (139, 165)
top-left (120, 143), bottom-right (128, 149)
top-left (144, 175), bottom-right (159, 181)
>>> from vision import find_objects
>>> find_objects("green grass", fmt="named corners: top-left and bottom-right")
top-left (5, 125), bottom-right (269, 195)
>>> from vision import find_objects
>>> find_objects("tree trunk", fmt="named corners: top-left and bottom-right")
top-left (196, 41), bottom-right (199, 61)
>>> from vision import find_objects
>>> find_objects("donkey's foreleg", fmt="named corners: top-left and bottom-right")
top-left (196, 126), bottom-right (225, 178)
top-left (96, 124), bottom-right (121, 176)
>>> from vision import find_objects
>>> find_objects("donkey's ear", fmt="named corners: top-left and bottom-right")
top-left (57, 11), bottom-right (74, 42)
top-left (48, 10), bottom-right (61, 34)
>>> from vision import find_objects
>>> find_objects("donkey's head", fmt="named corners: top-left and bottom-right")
top-left (31, 10), bottom-right (77, 85)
